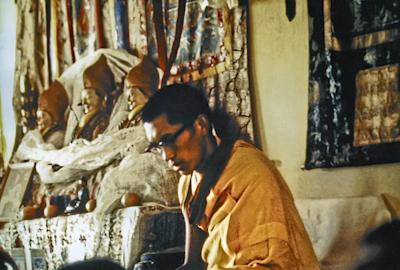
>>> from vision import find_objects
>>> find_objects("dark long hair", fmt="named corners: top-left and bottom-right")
top-left (188, 107), bottom-right (242, 225)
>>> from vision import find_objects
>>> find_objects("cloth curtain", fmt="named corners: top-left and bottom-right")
top-left (13, 0), bottom-right (254, 142)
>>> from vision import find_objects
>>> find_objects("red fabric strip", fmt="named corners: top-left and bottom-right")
top-left (152, 0), bottom-right (168, 72)
top-left (161, 0), bottom-right (186, 86)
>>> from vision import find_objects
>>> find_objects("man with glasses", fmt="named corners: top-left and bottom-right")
top-left (142, 84), bottom-right (320, 270)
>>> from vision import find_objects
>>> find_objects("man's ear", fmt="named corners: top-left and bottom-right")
top-left (194, 114), bottom-right (210, 135)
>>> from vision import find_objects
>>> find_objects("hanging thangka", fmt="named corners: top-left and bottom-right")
top-left (13, 0), bottom-right (253, 140)
top-left (143, 0), bottom-right (253, 137)
top-left (305, 0), bottom-right (400, 169)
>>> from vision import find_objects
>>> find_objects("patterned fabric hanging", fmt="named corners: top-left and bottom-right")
top-left (126, 0), bottom-right (148, 56)
top-left (144, 0), bottom-right (232, 84)
top-left (13, 0), bottom-right (42, 134)
top-left (60, 0), bottom-right (76, 67)
top-left (13, 0), bottom-right (254, 142)
top-left (140, 0), bottom-right (253, 137)
top-left (114, 0), bottom-right (129, 49)
top-left (71, 0), bottom-right (97, 59)
top-left (305, 0), bottom-right (400, 169)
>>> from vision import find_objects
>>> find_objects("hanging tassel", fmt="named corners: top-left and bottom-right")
top-left (285, 0), bottom-right (296, 21)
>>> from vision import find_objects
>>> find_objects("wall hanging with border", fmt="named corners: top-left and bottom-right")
top-left (305, 0), bottom-right (400, 169)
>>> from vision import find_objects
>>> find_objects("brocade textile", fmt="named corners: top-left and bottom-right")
top-left (0, 205), bottom-right (184, 270)
top-left (306, 0), bottom-right (400, 169)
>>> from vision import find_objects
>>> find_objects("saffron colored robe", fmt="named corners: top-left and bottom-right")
top-left (178, 140), bottom-right (320, 269)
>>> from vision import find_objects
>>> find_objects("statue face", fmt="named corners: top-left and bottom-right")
top-left (125, 83), bottom-right (148, 111)
top-left (81, 88), bottom-right (103, 115)
top-left (37, 109), bottom-right (53, 135)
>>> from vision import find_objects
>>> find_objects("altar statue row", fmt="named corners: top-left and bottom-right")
top-left (15, 49), bottom-right (179, 219)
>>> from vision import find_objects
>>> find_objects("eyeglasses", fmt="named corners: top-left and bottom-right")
top-left (147, 124), bottom-right (190, 153)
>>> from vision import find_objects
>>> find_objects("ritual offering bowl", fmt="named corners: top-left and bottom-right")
top-left (44, 204), bottom-right (59, 218)
top-left (21, 205), bottom-right (40, 220)
top-left (85, 199), bottom-right (97, 212)
top-left (121, 192), bottom-right (141, 207)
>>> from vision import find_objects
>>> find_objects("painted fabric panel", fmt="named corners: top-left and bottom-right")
top-left (13, 0), bottom-right (253, 141)
top-left (305, 0), bottom-right (400, 169)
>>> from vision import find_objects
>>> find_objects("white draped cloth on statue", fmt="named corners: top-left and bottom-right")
top-left (14, 125), bottom-right (180, 212)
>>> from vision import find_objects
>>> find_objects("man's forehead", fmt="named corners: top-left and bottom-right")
top-left (144, 114), bottom-right (179, 141)
top-left (143, 122), bottom-right (157, 142)
top-left (147, 113), bottom-right (174, 126)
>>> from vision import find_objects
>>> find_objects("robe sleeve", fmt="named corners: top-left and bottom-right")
top-left (201, 141), bottom-right (319, 269)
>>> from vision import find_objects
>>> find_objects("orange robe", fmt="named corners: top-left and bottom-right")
top-left (178, 140), bottom-right (320, 270)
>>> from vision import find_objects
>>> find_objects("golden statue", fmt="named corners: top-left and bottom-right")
top-left (37, 80), bottom-right (69, 148)
top-left (73, 55), bottom-right (116, 141)
top-left (119, 56), bottom-right (159, 129)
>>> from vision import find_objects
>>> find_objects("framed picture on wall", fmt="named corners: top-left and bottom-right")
top-left (0, 162), bottom-right (35, 222)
